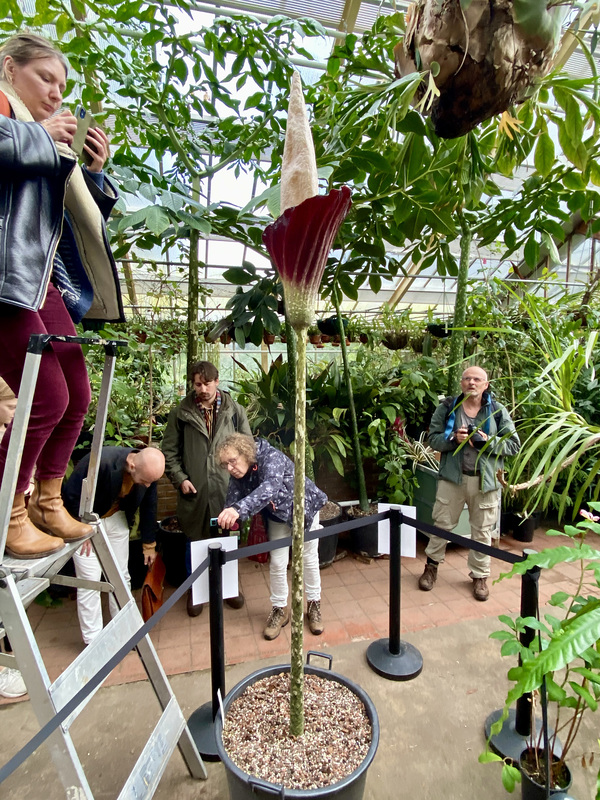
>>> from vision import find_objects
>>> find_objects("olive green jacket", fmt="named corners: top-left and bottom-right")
top-left (161, 390), bottom-right (251, 540)
top-left (427, 393), bottom-right (521, 493)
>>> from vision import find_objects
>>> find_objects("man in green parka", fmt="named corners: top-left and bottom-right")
top-left (162, 360), bottom-right (252, 615)
top-left (418, 365), bottom-right (520, 601)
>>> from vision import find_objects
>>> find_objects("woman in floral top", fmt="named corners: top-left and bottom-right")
top-left (218, 434), bottom-right (327, 641)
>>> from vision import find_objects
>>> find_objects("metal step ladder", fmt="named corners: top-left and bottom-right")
top-left (0, 334), bottom-right (206, 799)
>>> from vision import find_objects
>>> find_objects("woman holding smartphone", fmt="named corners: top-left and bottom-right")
top-left (0, 33), bottom-right (124, 558)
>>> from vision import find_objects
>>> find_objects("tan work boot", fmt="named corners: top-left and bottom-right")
top-left (472, 576), bottom-right (489, 601)
top-left (263, 606), bottom-right (289, 640)
top-left (306, 600), bottom-right (324, 635)
top-left (418, 561), bottom-right (438, 591)
top-left (5, 493), bottom-right (65, 559)
top-left (28, 478), bottom-right (92, 542)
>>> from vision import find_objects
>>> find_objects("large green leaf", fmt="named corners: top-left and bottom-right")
top-left (534, 132), bottom-right (555, 178)
top-left (507, 605), bottom-right (600, 700)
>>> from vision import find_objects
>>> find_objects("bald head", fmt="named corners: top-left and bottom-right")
top-left (126, 447), bottom-right (165, 487)
top-left (460, 366), bottom-right (489, 404)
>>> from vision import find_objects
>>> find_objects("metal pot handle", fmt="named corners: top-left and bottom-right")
top-left (248, 777), bottom-right (285, 797)
top-left (306, 651), bottom-right (333, 670)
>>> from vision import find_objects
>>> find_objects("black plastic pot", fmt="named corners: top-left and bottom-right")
top-left (158, 516), bottom-right (188, 588)
top-left (318, 503), bottom-right (342, 567)
top-left (215, 658), bottom-right (379, 800)
top-left (512, 514), bottom-right (538, 543)
top-left (343, 505), bottom-right (381, 558)
top-left (520, 750), bottom-right (573, 800)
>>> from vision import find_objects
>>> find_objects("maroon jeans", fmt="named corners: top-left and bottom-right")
top-left (0, 284), bottom-right (91, 494)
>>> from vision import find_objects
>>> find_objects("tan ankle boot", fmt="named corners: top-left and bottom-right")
top-left (5, 493), bottom-right (65, 559)
top-left (28, 478), bottom-right (92, 542)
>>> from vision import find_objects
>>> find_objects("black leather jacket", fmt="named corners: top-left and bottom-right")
top-left (63, 447), bottom-right (158, 544)
top-left (0, 115), bottom-right (123, 319)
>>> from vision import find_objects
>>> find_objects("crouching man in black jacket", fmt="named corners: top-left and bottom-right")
top-left (63, 446), bottom-right (164, 645)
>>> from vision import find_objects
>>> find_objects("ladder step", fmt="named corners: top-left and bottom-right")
top-left (17, 576), bottom-right (50, 607)
top-left (50, 599), bottom-right (144, 725)
top-left (1, 539), bottom-right (89, 584)
top-left (117, 697), bottom-right (186, 800)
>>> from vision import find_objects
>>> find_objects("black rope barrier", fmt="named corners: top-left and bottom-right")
top-left (0, 552), bottom-right (210, 785)
top-left (401, 514), bottom-right (526, 565)
top-left (1, 504), bottom-right (534, 782)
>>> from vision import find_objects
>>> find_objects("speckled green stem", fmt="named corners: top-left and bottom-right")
top-left (447, 214), bottom-right (471, 395)
top-left (289, 323), bottom-right (307, 738)
top-left (333, 285), bottom-right (368, 510)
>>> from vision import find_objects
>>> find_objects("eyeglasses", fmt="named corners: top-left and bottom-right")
top-left (220, 456), bottom-right (239, 469)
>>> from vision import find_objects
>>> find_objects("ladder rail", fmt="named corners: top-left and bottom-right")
top-left (93, 522), bottom-right (208, 781)
top-left (0, 332), bottom-right (207, 795)
top-left (79, 345), bottom-right (119, 521)
top-left (0, 349), bottom-right (43, 562)
top-left (0, 571), bottom-right (95, 799)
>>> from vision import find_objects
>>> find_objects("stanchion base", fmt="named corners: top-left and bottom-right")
top-left (366, 638), bottom-right (423, 681)
top-left (484, 708), bottom-right (561, 763)
top-left (187, 701), bottom-right (220, 762)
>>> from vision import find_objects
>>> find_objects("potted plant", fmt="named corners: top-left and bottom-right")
top-left (345, 316), bottom-right (363, 343)
top-left (215, 73), bottom-right (378, 798)
top-left (377, 305), bottom-right (413, 351)
top-left (501, 488), bottom-right (540, 544)
top-left (480, 503), bottom-right (600, 797)
top-left (394, 0), bottom-right (565, 138)
top-left (317, 500), bottom-right (343, 567)
top-left (307, 324), bottom-right (321, 345)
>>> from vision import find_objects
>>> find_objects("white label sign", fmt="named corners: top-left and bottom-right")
top-left (377, 504), bottom-right (417, 557)
top-left (190, 536), bottom-right (239, 605)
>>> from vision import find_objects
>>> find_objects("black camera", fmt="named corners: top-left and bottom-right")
top-left (467, 424), bottom-right (486, 449)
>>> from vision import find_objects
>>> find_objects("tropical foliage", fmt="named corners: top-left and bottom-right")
top-left (480, 503), bottom-right (600, 791)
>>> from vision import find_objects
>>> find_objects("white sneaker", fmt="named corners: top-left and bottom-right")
top-left (0, 667), bottom-right (27, 698)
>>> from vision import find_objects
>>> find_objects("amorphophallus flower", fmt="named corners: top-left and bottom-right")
top-left (263, 187), bottom-right (352, 328)
top-left (262, 72), bottom-right (351, 738)
top-left (263, 72), bottom-right (352, 330)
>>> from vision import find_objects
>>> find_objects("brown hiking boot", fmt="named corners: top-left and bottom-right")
top-left (5, 493), bottom-right (65, 559)
top-left (263, 606), bottom-right (289, 640)
top-left (418, 561), bottom-right (438, 591)
top-left (472, 577), bottom-right (489, 601)
top-left (306, 600), bottom-right (324, 635)
top-left (28, 479), bottom-right (92, 542)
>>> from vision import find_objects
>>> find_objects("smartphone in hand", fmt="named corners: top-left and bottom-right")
top-left (71, 104), bottom-right (97, 165)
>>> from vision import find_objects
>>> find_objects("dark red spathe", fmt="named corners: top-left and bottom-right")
top-left (263, 186), bottom-right (352, 328)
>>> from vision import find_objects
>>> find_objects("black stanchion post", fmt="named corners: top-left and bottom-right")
top-left (484, 551), bottom-right (560, 762)
top-left (515, 561), bottom-right (540, 736)
top-left (388, 506), bottom-right (401, 656)
top-left (366, 508), bottom-right (423, 680)
top-left (187, 542), bottom-right (226, 761)
top-left (209, 543), bottom-right (226, 720)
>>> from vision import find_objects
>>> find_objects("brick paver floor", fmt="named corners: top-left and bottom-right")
top-left (0, 523), bottom-right (588, 705)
